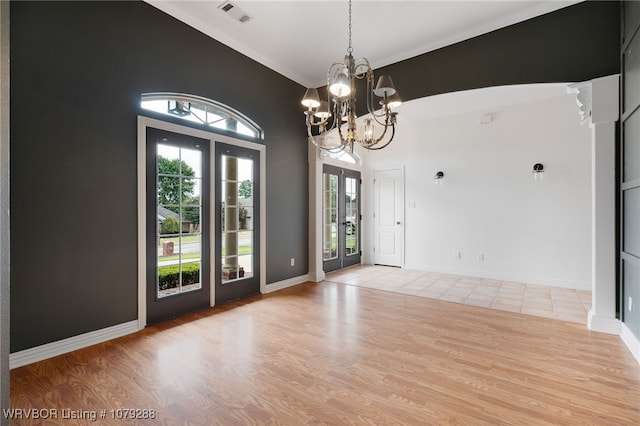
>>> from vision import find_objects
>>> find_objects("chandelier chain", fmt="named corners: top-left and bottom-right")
top-left (347, 0), bottom-right (353, 54)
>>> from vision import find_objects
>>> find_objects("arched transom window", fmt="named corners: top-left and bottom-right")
top-left (141, 93), bottom-right (263, 139)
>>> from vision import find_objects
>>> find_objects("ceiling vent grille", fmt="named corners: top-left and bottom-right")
top-left (218, 1), bottom-right (252, 24)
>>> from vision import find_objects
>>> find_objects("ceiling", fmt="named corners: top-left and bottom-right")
top-left (147, 0), bottom-right (581, 89)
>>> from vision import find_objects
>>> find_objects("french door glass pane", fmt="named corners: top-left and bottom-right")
top-left (239, 254), bottom-right (253, 275)
top-left (323, 173), bottom-right (338, 261)
top-left (345, 176), bottom-right (359, 256)
top-left (221, 155), bottom-right (254, 284)
top-left (156, 144), bottom-right (203, 297)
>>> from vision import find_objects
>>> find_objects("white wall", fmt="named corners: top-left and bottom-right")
top-left (361, 91), bottom-right (592, 289)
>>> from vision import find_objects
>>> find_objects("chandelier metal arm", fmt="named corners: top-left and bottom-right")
top-left (336, 117), bottom-right (348, 145)
top-left (364, 124), bottom-right (396, 150)
top-left (363, 116), bottom-right (392, 147)
top-left (364, 72), bottom-right (392, 126)
top-left (353, 58), bottom-right (371, 78)
top-left (334, 109), bottom-right (395, 150)
top-left (327, 61), bottom-right (348, 82)
top-left (305, 110), bottom-right (331, 129)
top-left (309, 127), bottom-right (348, 153)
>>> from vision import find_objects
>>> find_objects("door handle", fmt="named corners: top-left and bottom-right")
top-left (396, 221), bottom-right (402, 225)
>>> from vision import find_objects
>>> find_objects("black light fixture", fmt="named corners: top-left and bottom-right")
top-left (533, 163), bottom-right (544, 180)
top-left (434, 171), bottom-right (444, 184)
top-left (168, 100), bottom-right (191, 117)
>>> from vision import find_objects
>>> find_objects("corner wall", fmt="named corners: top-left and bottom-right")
top-left (362, 91), bottom-right (592, 288)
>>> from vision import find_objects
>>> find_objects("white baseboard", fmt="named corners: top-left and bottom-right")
top-left (10, 275), bottom-right (311, 368)
top-left (403, 263), bottom-right (591, 290)
top-left (587, 310), bottom-right (621, 335)
top-left (9, 320), bottom-right (139, 369)
top-left (264, 274), bottom-right (310, 293)
top-left (308, 270), bottom-right (325, 283)
top-left (620, 322), bottom-right (640, 365)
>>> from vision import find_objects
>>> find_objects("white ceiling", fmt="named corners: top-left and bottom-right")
top-left (147, 0), bottom-right (581, 89)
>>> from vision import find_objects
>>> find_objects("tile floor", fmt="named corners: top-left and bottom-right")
top-left (325, 265), bottom-right (592, 324)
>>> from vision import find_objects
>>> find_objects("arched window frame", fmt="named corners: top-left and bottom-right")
top-left (320, 148), bottom-right (360, 165)
top-left (141, 93), bottom-right (264, 140)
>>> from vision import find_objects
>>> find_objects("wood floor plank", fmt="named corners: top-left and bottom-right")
top-left (9, 281), bottom-right (640, 425)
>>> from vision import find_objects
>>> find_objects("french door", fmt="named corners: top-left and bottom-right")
top-left (215, 142), bottom-right (261, 304)
top-left (146, 127), bottom-right (210, 324)
top-left (322, 165), bottom-right (361, 273)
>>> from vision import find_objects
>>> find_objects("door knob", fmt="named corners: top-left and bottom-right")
top-left (396, 221), bottom-right (402, 225)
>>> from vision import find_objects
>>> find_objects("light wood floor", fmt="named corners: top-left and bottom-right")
top-left (10, 281), bottom-right (640, 425)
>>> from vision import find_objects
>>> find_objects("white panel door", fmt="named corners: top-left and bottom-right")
top-left (374, 168), bottom-right (404, 267)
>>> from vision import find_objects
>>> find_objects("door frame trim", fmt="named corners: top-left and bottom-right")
top-left (321, 165), bottom-right (362, 273)
top-left (137, 116), bottom-right (266, 329)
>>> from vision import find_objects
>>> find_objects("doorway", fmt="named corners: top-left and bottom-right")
top-left (146, 127), bottom-right (211, 324)
top-left (322, 164), bottom-right (361, 273)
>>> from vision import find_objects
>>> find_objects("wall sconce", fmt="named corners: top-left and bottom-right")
top-left (434, 171), bottom-right (444, 184)
top-left (532, 163), bottom-right (544, 180)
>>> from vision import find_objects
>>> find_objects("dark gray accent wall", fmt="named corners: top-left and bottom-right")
top-left (621, 1), bottom-right (640, 340)
top-left (373, 1), bottom-right (620, 104)
top-left (10, 1), bottom-right (308, 352)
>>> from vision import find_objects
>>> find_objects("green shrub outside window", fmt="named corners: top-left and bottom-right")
top-left (158, 262), bottom-right (200, 290)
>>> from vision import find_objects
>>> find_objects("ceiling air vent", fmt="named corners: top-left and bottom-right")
top-left (218, 1), bottom-right (252, 24)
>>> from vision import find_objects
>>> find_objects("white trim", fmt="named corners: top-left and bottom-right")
top-left (209, 145), bottom-right (216, 308)
top-left (137, 116), bottom-right (266, 327)
top-left (308, 145), bottom-right (322, 282)
top-left (309, 270), bottom-right (326, 283)
top-left (620, 323), bottom-right (640, 365)
top-left (141, 92), bottom-right (264, 140)
top-left (264, 274), bottom-right (311, 293)
top-left (586, 75), bottom-right (620, 333)
top-left (137, 118), bottom-right (147, 329)
top-left (9, 321), bottom-right (139, 369)
top-left (404, 263), bottom-right (591, 290)
top-left (587, 310), bottom-right (622, 335)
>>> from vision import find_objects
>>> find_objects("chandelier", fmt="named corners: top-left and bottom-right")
top-left (301, 0), bottom-right (401, 152)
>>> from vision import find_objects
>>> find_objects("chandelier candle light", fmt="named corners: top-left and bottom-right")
top-left (301, 0), bottom-right (401, 152)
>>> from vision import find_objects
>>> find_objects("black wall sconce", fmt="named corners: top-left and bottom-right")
top-left (434, 171), bottom-right (444, 184)
top-left (533, 163), bottom-right (544, 180)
